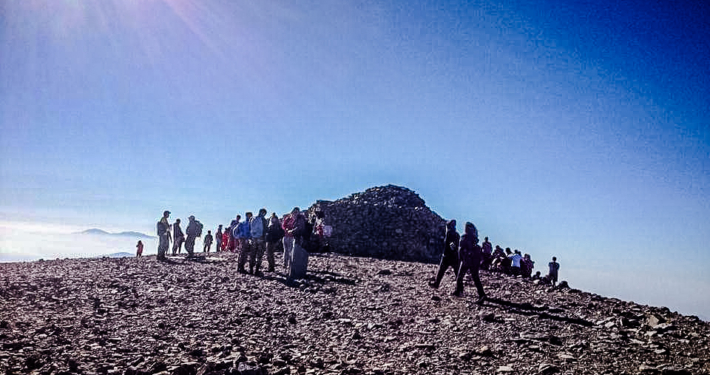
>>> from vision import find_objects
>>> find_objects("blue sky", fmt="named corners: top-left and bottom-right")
top-left (1, 0), bottom-right (709, 318)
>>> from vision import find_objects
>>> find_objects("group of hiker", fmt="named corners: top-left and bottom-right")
top-left (428, 220), bottom-right (561, 303)
top-left (153, 210), bottom-right (561, 296)
top-left (154, 208), bottom-right (330, 282)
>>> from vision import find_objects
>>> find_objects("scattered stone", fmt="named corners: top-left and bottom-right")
top-left (0, 212), bottom-right (709, 375)
top-left (538, 363), bottom-right (559, 374)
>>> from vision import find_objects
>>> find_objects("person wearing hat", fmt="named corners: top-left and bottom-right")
top-left (156, 210), bottom-right (171, 261)
top-left (454, 222), bottom-right (486, 304)
top-left (429, 219), bottom-right (460, 289)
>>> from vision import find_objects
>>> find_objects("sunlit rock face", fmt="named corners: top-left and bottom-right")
top-left (308, 185), bottom-right (446, 263)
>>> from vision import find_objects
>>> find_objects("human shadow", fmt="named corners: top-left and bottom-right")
top-left (482, 297), bottom-right (594, 327)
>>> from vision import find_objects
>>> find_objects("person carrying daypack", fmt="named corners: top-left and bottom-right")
top-left (454, 222), bottom-right (486, 304)
top-left (185, 215), bottom-right (202, 257)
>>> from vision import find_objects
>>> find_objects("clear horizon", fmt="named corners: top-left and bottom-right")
top-left (1, 2), bottom-right (708, 321)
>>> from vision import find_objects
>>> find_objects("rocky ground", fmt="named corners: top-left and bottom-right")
top-left (1, 253), bottom-right (709, 375)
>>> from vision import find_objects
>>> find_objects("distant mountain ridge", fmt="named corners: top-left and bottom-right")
top-left (78, 228), bottom-right (154, 238)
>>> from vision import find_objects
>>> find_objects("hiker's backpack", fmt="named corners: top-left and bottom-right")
top-left (195, 221), bottom-right (203, 237)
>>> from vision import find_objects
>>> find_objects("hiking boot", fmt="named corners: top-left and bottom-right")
top-left (451, 291), bottom-right (463, 297)
top-left (267, 267), bottom-right (275, 272)
top-left (428, 281), bottom-right (439, 289)
top-left (254, 270), bottom-right (264, 277)
top-left (237, 268), bottom-right (248, 274)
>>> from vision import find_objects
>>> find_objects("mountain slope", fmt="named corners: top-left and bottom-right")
top-left (0, 254), bottom-right (708, 374)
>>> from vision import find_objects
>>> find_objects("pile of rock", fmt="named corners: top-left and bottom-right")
top-left (307, 185), bottom-right (446, 263)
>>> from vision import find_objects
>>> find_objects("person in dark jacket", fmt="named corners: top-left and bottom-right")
top-left (429, 220), bottom-right (460, 288)
top-left (215, 225), bottom-right (223, 253)
top-left (203, 230), bottom-right (213, 253)
top-left (172, 218), bottom-right (184, 255)
top-left (264, 213), bottom-right (283, 272)
top-left (156, 210), bottom-right (171, 261)
top-left (185, 215), bottom-right (202, 257)
top-left (454, 222), bottom-right (486, 304)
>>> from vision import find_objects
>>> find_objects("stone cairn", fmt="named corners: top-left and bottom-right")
top-left (307, 185), bottom-right (446, 263)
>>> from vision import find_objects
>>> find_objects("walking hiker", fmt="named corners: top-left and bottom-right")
top-left (185, 215), bottom-right (203, 257)
top-left (250, 209), bottom-right (269, 275)
top-left (453, 222), bottom-right (486, 304)
top-left (203, 230), bottom-right (213, 253)
top-left (172, 218), bottom-right (184, 255)
top-left (156, 210), bottom-right (171, 261)
top-left (429, 220), bottom-right (460, 288)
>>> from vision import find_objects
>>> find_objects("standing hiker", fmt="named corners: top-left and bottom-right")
top-left (548, 257), bottom-right (560, 286)
top-left (250, 208), bottom-right (269, 275)
top-left (184, 215), bottom-right (203, 257)
top-left (264, 213), bottom-right (284, 272)
top-left (214, 225), bottom-right (222, 253)
top-left (136, 240), bottom-right (144, 258)
top-left (172, 218), bottom-right (184, 255)
top-left (156, 210), bottom-right (171, 261)
top-left (203, 230), bottom-right (214, 253)
top-left (236, 212), bottom-right (252, 273)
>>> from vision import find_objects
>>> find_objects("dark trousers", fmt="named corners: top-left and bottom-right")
top-left (433, 253), bottom-right (459, 287)
top-left (456, 262), bottom-right (485, 298)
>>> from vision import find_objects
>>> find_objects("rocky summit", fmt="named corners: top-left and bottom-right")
top-left (1, 253), bottom-right (709, 375)
top-left (308, 185), bottom-right (446, 263)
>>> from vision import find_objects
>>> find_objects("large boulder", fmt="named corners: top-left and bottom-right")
top-left (307, 185), bottom-right (446, 263)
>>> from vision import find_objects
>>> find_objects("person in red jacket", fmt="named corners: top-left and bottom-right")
top-left (136, 240), bottom-right (144, 257)
top-left (221, 229), bottom-right (229, 252)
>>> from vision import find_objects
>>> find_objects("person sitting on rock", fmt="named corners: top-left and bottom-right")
top-left (490, 245), bottom-right (506, 272)
top-left (521, 253), bottom-right (534, 278)
top-left (548, 256), bottom-right (560, 286)
top-left (453, 222), bottom-right (486, 304)
top-left (429, 220), bottom-right (460, 289)
top-left (531, 271), bottom-right (542, 281)
top-left (501, 248), bottom-right (513, 274)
